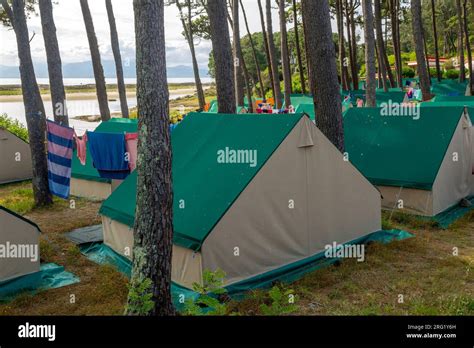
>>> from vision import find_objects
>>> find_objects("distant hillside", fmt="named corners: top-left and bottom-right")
top-left (0, 60), bottom-right (208, 79)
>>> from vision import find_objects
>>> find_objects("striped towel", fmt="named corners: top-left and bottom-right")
top-left (46, 120), bottom-right (74, 199)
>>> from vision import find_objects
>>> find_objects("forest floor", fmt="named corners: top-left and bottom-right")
top-left (0, 181), bottom-right (472, 316)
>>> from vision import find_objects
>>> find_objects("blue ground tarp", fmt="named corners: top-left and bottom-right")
top-left (80, 229), bottom-right (413, 311)
top-left (0, 263), bottom-right (80, 301)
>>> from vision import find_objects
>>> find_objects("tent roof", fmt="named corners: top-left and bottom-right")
top-left (344, 106), bottom-right (466, 190)
top-left (0, 205), bottom-right (41, 233)
top-left (72, 118), bottom-right (138, 183)
top-left (99, 112), bottom-right (304, 250)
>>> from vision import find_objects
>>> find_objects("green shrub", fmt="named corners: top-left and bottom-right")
top-left (402, 67), bottom-right (415, 78)
top-left (0, 113), bottom-right (28, 142)
top-left (184, 269), bottom-right (229, 315)
top-left (259, 285), bottom-right (298, 315)
top-left (125, 277), bottom-right (154, 315)
top-left (444, 69), bottom-right (460, 79)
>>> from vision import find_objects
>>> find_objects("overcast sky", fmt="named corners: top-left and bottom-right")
top-left (0, 0), bottom-right (291, 70)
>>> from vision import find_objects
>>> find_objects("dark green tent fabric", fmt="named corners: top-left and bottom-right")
top-left (100, 112), bottom-right (303, 250)
top-left (431, 80), bottom-right (468, 96)
top-left (432, 95), bottom-right (474, 102)
top-left (72, 118), bottom-right (138, 183)
top-left (295, 104), bottom-right (315, 120)
top-left (344, 106), bottom-right (465, 190)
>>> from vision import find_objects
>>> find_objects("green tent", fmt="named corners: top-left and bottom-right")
top-left (71, 118), bottom-right (138, 200)
top-left (344, 106), bottom-right (474, 216)
top-left (99, 111), bottom-right (383, 295)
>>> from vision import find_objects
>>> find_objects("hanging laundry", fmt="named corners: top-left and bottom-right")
top-left (125, 133), bottom-right (138, 172)
top-left (74, 132), bottom-right (88, 166)
top-left (46, 120), bottom-right (74, 199)
top-left (87, 132), bottom-right (130, 180)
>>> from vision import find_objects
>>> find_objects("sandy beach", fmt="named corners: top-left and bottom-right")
top-left (0, 87), bottom-right (199, 102)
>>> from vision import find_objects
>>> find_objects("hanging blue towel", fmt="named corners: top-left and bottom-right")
top-left (46, 120), bottom-right (74, 199)
top-left (87, 132), bottom-right (130, 180)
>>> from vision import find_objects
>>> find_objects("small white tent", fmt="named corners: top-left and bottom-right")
top-left (0, 128), bottom-right (32, 184)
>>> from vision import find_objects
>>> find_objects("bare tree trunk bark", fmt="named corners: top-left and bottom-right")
top-left (431, 0), bottom-right (442, 82)
top-left (278, 0), bottom-right (292, 107)
top-left (348, 0), bottom-right (359, 89)
top-left (6, 0), bottom-right (52, 207)
top-left (390, 0), bottom-right (403, 89)
top-left (38, 0), bottom-right (68, 126)
top-left (127, 0), bottom-right (174, 316)
top-left (456, 0), bottom-right (466, 82)
top-left (336, 0), bottom-right (350, 91)
top-left (302, 0), bottom-right (344, 152)
top-left (411, 0), bottom-right (431, 100)
top-left (257, 0), bottom-right (275, 100)
top-left (301, 1), bottom-right (313, 90)
top-left (106, 0), bottom-right (129, 118)
top-left (80, 0), bottom-right (110, 121)
top-left (232, 0), bottom-right (245, 107)
top-left (176, 0), bottom-right (206, 110)
top-left (241, 0), bottom-right (265, 98)
top-left (266, 0), bottom-right (282, 108)
top-left (207, 0), bottom-right (236, 113)
top-left (374, 0), bottom-right (394, 89)
top-left (293, 0), bottom-right (306, 94)
top-left (463, 0), bottom-right (473, 94)
top-left (362, 0), bottom-right (376, 106)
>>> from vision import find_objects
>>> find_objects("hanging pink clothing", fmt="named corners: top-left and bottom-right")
top-left (74, 132), bottom-right (88, 165)
top-left (125, 133), bottom-right (138, 172)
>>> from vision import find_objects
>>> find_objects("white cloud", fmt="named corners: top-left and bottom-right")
top-left (0, 0), bottom-right (336, 71)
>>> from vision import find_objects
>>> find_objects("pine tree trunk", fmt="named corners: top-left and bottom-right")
top-left (348, 0), bottom-right (359, 89)
top-left (293, 0), bottom-right (306, 94)
top-left (336, 0), bottom-right (350, 91)
top-left (257, 0), bottom-right (275, 100)
top-left (38, 0), bottom-right (68, 126)
top-left (390, 0), bottom-right (403, 89)
top-left (374, 0), bottom-right (394, 89)
top-left (207, 0), bottom-right (236, 113)
top-left (127, 0), bottom-right (174, 316)
top-left (362, 0), bottom-right (376, 106)
top-left (232, 0), bottom-right (245, 107)
top-left (106, 0), bottom-right (129, 118)
top-left (431, 0), bottom-right (442, 82)
top-left (278, 0), bottom-right (292, 107)
top-left (240, 0), bottom-right (265, 98)
top-left (80, 0), bottom-right (110, 121)
top-left (411, 0), bottom-right (431, 100)
top-left (176, 1), bottom-right (206, 110)
top-left (301, 0), bottom-right (344, 152)
top-left (345, 0), bottom-right (355, 89)
top-left (7, 0), bottom-right (52, 207)
top-left (463, 0), bottom-right (473, 94)
top-left (266, 0), bottom-right (282, 108)
top-left (456, 0), bottom-right (466, 82)
top-left (301, 2), bottom-right (313, 90)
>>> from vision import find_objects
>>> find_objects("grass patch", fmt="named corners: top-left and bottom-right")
top-left (0, 181), bottom-right (472, 316)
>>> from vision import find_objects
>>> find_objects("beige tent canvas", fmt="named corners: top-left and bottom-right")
top-left (0, 206), bottom-right (40, 284)
top-left (345, 106), bottom-right (474, 217)
top-left (99, 112), bottom-right (382, 291)
top-left (0, 128), bottom-right (32, 185)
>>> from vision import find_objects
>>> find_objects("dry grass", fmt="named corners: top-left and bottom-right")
top-left (0, 181), bottom-right (128, 315)
top-left (0, 181), bottom-right (472, 316)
